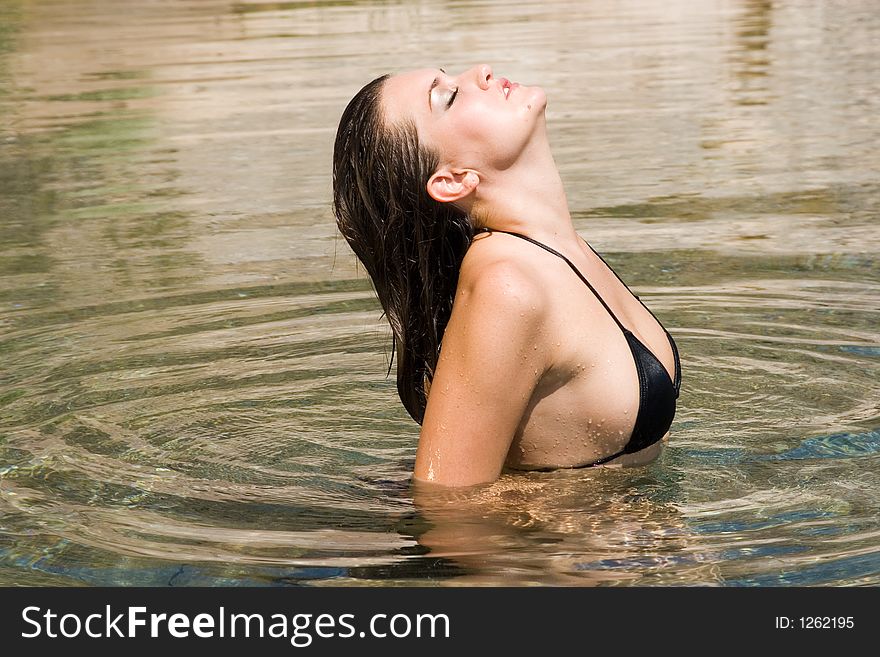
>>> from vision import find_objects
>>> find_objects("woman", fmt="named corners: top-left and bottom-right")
top-left (333, 64), bottom-right (681, 488)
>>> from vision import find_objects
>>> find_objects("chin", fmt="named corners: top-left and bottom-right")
top-left (523, 85), bottom-right (547, 112)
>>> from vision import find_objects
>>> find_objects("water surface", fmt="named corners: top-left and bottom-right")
top-left (1, 0), bottom-right (878, 586)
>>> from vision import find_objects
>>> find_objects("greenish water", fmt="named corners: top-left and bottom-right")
top-left (0, 0), bottom-right (878, 586)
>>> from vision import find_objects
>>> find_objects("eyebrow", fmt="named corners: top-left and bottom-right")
top-left (428, 68), bottom-right (446, 111)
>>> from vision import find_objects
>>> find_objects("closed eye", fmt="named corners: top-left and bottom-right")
top-left (446, 87), bottom-right (458, 109)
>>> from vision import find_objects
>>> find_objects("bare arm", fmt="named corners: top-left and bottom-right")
top-left (414, 259), bottom-right (548, 487)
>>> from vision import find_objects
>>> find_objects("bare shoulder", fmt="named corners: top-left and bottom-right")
top-left (457, 231), bottom-right (547, 316)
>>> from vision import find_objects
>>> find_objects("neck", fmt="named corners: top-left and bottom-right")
top-left (468, 136), bottom-right (578, 246)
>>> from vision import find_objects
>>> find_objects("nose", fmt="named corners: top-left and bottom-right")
top-left (473, 64), bottom-right (492, 90)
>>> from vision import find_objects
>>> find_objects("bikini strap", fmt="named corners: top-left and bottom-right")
top-left (581, 236), bottom-right (668, 332)
top-left (481, 229), bottom-right (630, 336)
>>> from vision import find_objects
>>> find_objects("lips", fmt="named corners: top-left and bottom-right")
top-left (500, 77), bottom-right (519, 99)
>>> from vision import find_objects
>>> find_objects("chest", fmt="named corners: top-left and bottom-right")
top-left (504, 275), bottom-right (674, 468)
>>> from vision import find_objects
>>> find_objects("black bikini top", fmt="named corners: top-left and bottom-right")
top-left (482, 229), bottom-right (681, 466)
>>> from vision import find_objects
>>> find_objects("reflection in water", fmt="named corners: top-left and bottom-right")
top-left (729, 0), bottom-right (773, 106)
top-left (0, 0), bottom-right (878, 586)
top-left (410, 467), bottom-right (702, 586)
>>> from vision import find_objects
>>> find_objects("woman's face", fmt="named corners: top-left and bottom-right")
top-left (381, 64), bottom-right (547, 175)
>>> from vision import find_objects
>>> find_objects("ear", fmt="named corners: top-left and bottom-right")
top-left (426, 168), bottom-right (480, 204)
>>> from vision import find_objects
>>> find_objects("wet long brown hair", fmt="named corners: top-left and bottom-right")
top-left (332, 74), bottom-right (475, 423)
